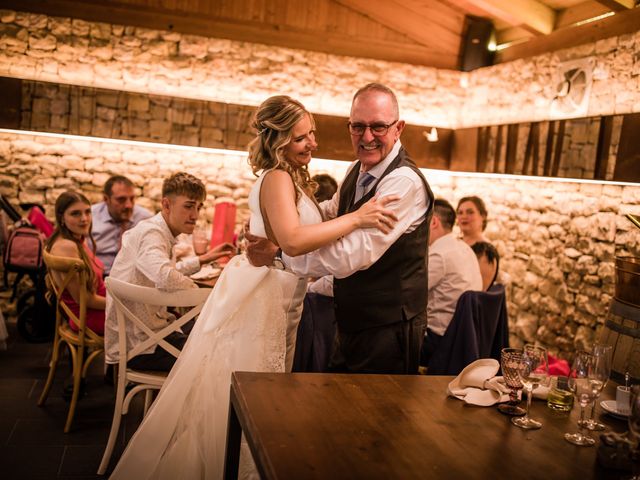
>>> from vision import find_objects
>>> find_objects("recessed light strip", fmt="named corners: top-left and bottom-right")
top-left (1, 128), bottom-right (638, 187)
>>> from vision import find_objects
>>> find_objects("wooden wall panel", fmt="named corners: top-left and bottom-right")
top-left (614, 113), bottom-right (640, 183)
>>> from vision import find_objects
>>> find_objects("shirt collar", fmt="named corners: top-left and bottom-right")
top-left (359, 140), bottom-right (402, 181)
top-left (153, 212), bottom-right (179, 246)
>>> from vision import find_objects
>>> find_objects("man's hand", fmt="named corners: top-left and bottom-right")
top-left (245, 229), bottom-right (278, 267)
top-left (198, 242), bottom-right (235, 265)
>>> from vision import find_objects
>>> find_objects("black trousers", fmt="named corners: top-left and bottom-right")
top-left (127, 319), bottom-right (195, 372)
top-left (420, 329), bottom-right (444, 367)
top-left (329, 312), bottom-right (425, 375)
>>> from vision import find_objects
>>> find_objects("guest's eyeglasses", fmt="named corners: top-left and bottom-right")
top-left (347, 120), bottom-right (398, 136)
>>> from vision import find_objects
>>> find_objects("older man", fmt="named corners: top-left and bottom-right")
top-left (248, 83), bottom-right (433, 374)
top-left (91, 175), bottom-right (152, 275)
top-left (421, 199), bottom-right (483, 365)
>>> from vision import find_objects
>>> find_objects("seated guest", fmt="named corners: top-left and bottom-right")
top-left (312, 173), bottom-right (338, 202)
top-left (456, 195), bottom-right (489, 246)
top-left (91, 175), bottom-right (153, 276)
top-left (421, 199), bottom-right (482, 365)
top-left (471, 241), bottom-right (500, 291)
top-left (105, 172), bottom-right (234, 371)
top-left (46, 191), bottom-right (106, 335)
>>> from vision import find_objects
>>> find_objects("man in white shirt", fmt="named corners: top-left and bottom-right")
top-left (105, 172), bottom-right (234, 371)
top-left (248, 83), bottom-right (434, 374)
top-left (421, 199), bottom-right (483, 365)
top-left (91, 175), bottom-right (153, 275)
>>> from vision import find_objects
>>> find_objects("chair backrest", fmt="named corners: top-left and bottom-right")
top-left (42, 249), bottom-right (100, 344)
top-left (427, 284), bottom-right (509, 375)
top-left (105, 277), bottom-right (211, 363)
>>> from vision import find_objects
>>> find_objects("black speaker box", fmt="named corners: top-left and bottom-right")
top-left (459, 16), bottom-right (495, 72)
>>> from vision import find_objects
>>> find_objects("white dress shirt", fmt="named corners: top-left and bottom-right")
top-left (283, 141), bottom-right (429, 279)
top-left (427, 233), bottom-right (483, 336)
top-left (105, 213), bottom-right (200, 364)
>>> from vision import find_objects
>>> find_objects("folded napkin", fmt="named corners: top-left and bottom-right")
top-left (447, 359), bottom-right (551, 406)
top-left (447, 359), bottom-right (511, 406)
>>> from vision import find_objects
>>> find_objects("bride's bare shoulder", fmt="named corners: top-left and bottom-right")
top-left (262, 169), bottom-right (295, 190)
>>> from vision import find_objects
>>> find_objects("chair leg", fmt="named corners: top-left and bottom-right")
top-left (63, 344), bottom-right (82, 433)
top-left (97, 368), bottom-right (127, 475)
top-left (143, 390), bottom-right (154, 416)
top-left (38, 337), bottom-right (63, 406)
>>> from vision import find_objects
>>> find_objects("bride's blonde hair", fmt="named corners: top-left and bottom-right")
top-left (248, 95), bottom-right (316, 201)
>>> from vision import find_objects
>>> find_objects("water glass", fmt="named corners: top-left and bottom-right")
top-left (547, 375), bottom-right (574, 412)
top-left (192, 226), bottom-right (209, 255)
top-left (497, 348), bottom-right (526, 416)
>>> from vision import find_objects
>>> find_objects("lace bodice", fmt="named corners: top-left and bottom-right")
top-left (249, 171), bottom-right (323, 238)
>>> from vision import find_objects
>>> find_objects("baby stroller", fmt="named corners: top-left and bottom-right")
top-left (0, 194), bottom-right (55, 342)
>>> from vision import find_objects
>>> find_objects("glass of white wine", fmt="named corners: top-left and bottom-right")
top-left (565, 351), bottom-right (602, 446)
top-left (511, 345), bottom-right (549, 430)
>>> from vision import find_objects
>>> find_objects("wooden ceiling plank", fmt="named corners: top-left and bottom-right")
top-left (496, 26), bottom-right (534, 45)
top-left (594, 0), bottom-right (635, 11)
top-left (4, 0), bottom-right (457, 68)
top-left (334, 0), bottom-right (462, 54)
top-left (554, 0), bottom-right (612, 29)
top-left (497, 5), bottom-right (640, 62)
top-left (460, 0), bottom-right (556, 35)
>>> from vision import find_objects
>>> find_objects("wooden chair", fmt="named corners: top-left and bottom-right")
top-left (97, 277), bottom-right (211, 475)
top-left (38, 250), bottom-right (104, 433)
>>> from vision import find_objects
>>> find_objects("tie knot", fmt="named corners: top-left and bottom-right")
top-left (358, 172), bottom-right (376, 188)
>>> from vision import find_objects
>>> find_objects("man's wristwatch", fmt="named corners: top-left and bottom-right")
top-left (273, 248), bottom-right (285, 270)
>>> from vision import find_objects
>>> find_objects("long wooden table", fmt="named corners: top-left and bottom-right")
top-left (224, 372), bottom-right (628, 480)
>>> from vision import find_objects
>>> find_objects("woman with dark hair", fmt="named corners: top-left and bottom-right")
top-left (456, 195), bottom-right (488, 246)
top-left (47, 191), bottom-right (106, 335)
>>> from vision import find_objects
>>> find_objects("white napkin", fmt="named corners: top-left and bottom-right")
top-left (447, 359), bottom-right (511, 406)
top-left (190, 265), bottom-right (222, 280)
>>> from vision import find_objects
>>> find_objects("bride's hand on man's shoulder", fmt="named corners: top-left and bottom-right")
top-left (356, 195), bottom-right (399, 233)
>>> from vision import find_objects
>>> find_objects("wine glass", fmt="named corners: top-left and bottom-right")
top-left (581, 343), bottom-right (612, 431)
top-left (497, 348), bottom-right (526, 416)
top-left (565, 351), bottom-right (601, 446)
top-left (512, 345), bottom-right (549, 429)
top-left (192, 225), bottom-right (209, 256)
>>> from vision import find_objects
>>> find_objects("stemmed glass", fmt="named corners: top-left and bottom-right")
top-left (581, 343), bottom-right (612, 431)
top-left (512, 345), bottom-right (549, 429)
top-left (498, 348), bottom-right (526, 416)
top-left (565, 351), bottom-right (602, 446)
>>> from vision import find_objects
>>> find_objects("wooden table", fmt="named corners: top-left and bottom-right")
top-left (224, 373), bottom-right (628, 480)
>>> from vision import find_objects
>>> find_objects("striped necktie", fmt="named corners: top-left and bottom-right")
top-left (354, 172), bottom-right (376, 203)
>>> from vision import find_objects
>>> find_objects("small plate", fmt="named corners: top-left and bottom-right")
top-left (190, 265), bottom-right (222, 281)
top-left (600, 400), bottom-right (629, 420)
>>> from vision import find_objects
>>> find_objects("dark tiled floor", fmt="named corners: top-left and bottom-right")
top-left (0, 320), bottom-right (144, 479)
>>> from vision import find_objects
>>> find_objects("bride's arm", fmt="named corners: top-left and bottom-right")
top-left (261, 170), bottom-right (396, 257)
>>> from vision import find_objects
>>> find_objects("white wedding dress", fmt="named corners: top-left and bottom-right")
top-left (109, 173), bottom-right (322, 479)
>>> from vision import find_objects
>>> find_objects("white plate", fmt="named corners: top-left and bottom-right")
top-left (190, 265), bottom-right (222, 281)
top-left (600, 399), bottom-right (629, 420)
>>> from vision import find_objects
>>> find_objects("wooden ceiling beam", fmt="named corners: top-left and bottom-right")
top-left (496, 5), bottom-right (640, 62)
top-left (594, 0), bottom-right (636, 11)
top-left (453, 0), bottom-right (556, 35)
top-left (334, 0), bottom-right (462, 55)
top-left (4, 0), bottom-right (457, 68)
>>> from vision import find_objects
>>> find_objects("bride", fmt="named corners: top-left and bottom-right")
top-left (109, 95), bottom-right (397, 479)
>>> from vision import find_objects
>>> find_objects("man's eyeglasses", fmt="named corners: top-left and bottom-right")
top-left (347, 120), bottom-right (398, 136)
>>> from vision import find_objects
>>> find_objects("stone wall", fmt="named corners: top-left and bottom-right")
top-left (1, 10), bottom-right (639, 129)
top-left (0, 10), bottom-right (464, 128)
top-left (2, 130), bottom-right (640, 356)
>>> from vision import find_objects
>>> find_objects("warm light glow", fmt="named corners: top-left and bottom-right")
top-left (574, 11), bottom-right (615, 27)
top-left (2, 128), bottom-right (638, 187)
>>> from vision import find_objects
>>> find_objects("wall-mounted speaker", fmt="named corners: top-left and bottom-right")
top-left (459, 16), bottom-right (495, 72)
